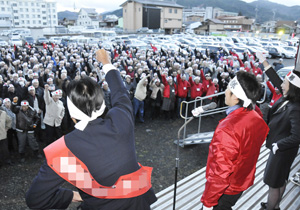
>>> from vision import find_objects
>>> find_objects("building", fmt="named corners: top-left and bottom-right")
top-left (0, 0), bottom-right (58, 28)
top-left (218, 16), bottom-right (254, 32)
top-left (193, 19), bottom-right (224, 35)
top-left (120, 0), bottom-right (184, 34)
top-left (76, 8), bottom-right (100, 29)
top-left (99, 15), bottom-right (119, 28)
top-left (186, 15), bottom-right (204, 22)
top-left (276, 21), bottom-right (298, 35)
top-left (183, 7), bottom-right (238, 22)
top-left (260, 21), bottom-right (276, 33)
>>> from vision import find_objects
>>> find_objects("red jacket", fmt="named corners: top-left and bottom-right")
top-left (189, 77), bottom-right (203, 99)
top-left (200, 69), bottom-right (213, 95)
top-left (266, 81), bottom-right (282, 107)
top-left (162, 75), bottom-right (177, 98)
top-left (201, 108), bottom-right (269, 207)
top-left (176, 74), bottom-right (190, 98)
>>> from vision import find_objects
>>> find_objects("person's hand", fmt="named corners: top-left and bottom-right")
top-left (13, 97), bottom-right (18, 103)
top-left (44, 84), bottom-right (49, 90)
top-left (96, 49), bottom-right (111, 65)
top-left (272, 143), bottom-right (279, 154)
top-left (256, 52), bottom-right (266, 63)
top-left (202, 204), bottom-right (213, 210)
top-left (72, 191), bottom-right (83, 202)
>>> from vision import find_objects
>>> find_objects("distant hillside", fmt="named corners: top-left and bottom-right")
top-left (176, 0), bottom-right (300, 23)
top-left (58, 0), bottom-right (300, 23)
top-left (101, 8), bottom-right (123, 19)
top-left (58, 11), bottom-right (78, 20)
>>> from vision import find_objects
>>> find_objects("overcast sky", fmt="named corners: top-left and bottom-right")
top-left (56, 0), bottom-right (300, 13)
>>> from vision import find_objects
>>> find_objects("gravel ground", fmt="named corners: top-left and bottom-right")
top-left (0, 112), bottom-right (224, 210)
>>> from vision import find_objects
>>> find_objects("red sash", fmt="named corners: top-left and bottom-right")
top-left (44, 137), bottom-right (152, 199)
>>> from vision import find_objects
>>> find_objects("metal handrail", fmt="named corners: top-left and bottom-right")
top-left (178, 81), bottom-right (268, 140)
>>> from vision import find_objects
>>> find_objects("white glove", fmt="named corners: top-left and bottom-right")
top-left (272, 143), bottom-right (279, 154)
top-left (192, 107), bottom-right (204, 117)
top-left (256, 52), bottom-right (266, 63)
top-left (203, 205), bottom-right (213, 210)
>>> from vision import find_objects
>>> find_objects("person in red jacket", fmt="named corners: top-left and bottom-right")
top-left (161, 74), bottom-right (177, 119)
top-left (176, 71), bottom-right (190, 117)
top-left (196, 71), bottom-right (269, 210)
top-left (200, 69), bottom-right (214, 103)
top-left (266, 80), bottom-right (282, 108)
top-left (189, 76), bottom-right (203, 100)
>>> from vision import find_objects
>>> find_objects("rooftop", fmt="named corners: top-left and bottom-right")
top-left (120, 0), bottom-right (184, 8)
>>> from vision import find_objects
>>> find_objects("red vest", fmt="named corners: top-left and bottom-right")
top-left (44, 137), bottom-right (153, 199)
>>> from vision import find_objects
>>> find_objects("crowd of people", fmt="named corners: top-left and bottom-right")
top-left (0, 41), bottom-right (283, 166)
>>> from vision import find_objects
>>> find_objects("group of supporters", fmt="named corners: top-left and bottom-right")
top-left (0, 41), bottom-right (283, 166)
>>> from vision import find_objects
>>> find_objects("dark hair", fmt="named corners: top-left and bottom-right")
top-left (286, 70), bottom-right (300, 103)
top-left (66, 77), bottom-right (104, 118)
top-left (235, 71), bottom-right (261, 110)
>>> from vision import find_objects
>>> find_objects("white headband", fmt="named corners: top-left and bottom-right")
top-left (229, 76), bottom-right (252, 108)
top-left (67, 97), bottom-right (106, 131)
top-left (286, 71), bottom-right (300, 88)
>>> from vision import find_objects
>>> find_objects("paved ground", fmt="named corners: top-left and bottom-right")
top-left (0, 112), bottom-right (224, 210)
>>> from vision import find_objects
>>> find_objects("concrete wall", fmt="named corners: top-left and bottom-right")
top-left (123, 2), bottom-right (143, 31)
top-left (160, 7), bottom-right (182, 29)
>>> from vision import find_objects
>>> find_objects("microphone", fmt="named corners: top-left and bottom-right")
top-left (192, 102), bottom-right (217, 117)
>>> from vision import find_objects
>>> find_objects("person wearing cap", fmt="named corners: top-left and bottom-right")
top-left (198, 71), bottom-right (269, 210)
top-left (257, 52), bottom-right (300, 210)
top-left (176, 70), bottom-right (190, 118)
top-left (161, 73), bottom-right (177, 119)
top-left (133, 73), bottom-right (150, 123)
top-left (273, 58), bottom-right (284, 72)
top-left (0, 106), bottom-right (12, 167)
top-left (2, 98), bottom-right (17, 154)
top-left (124, 75), bottom-right (136, 102)
top-left (43, 84), bottom-right (65, 145)
top-left (266, 80), bottom-right (282, 108)
top-left (149, 77), bottom-right (164, 119)
top-left (26, 49), bottom-right (157, 209)
top-left (11, 98), bottom-right (41, 162)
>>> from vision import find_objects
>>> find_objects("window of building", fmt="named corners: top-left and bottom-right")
top-left (32, 14), bottom-right (35, 18)
top-left (1, 7), bottom-right (4, 11)
top-left (33, 20), bottom-right (36, 24)
top-left (0, 1), bottom-right (4, 5)
top-left (21, 14), bottom-right (24, 18)
top-left (12, 3), bottom-right (17, 7)
top-left (37, 9), bottom-right (40, 12)
top-left (38, 15), bottom-right (40, 18)
top-left (7, 7), bottom-right (10, 11)
top-left (169, 8), bottom-right (172, 13)
top-left (42, 5), bottom-right (45, 8)
top-left (25, 2), bottom-right (28, 6)
top-left (21, 20), bottom-right (24, 24)
top-left (139, 8), bottom-right (141, 12)
top-left (31, 2), bottom-right (34, 6)
top-left (52, 3), bottom-right (55, 7)
top-left (14, 16), bottom-right (19, 19)
top-left (43, 17), bottom-right (46, 20)
top-left (26, 8), bottom-right (28, 12)
top-left (165, 19), bottom-right (167, 23)
top-left (15, 22), bottom-right (19, 25)
top-left (20, 8), bottom-right (23, 12)
top-left (26, 14), bottom-right (29, 18)
top-left (27, 20), bottom-right (30, 24)
top-left (43, 22), bottom-right (47, 25)
top-left (53, 15), bottom-right (56, 18)
top-left (13, 10), bottom-right (18, 13)
top-left (19, 2), bottom-right (22, 6)
top-left (53, 20), bottom-right (56, 24)
top-left (39, 20), bottom-right (41, 24)
top-left (52, 9), bottom-right (55, 13)
top-left (42, 11), bottom-right (46, 14)
top-left (32, 9), bottom-right (35, 12)
top-left (175, 9), bottom-right (177, 14)
top-left (36, 3), bottom-right (39, 6)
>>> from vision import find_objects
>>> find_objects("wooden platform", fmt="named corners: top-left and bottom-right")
top-left (151, 145), bottom-right (300, 210)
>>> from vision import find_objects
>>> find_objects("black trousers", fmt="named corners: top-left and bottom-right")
top-left (45, 124), bottom-right (62, 145)
top-left (213, 192), bottom-right (243, 210)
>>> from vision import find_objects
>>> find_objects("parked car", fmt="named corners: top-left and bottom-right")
top-left (137, 27), bottom-right (150, 33)
top-left (22, 36), bottom-right (35, 46)
top-left (49, 37), bottom-right (62, 45)
top-left (9, 38), bottom-right (22, 46)
top-left (276, 66), bottom-right (293, 79)
top-left (1, 30), bottom-right (11, 36)
top-left (0, 39), bottom-right (8, 47)
top-left (265, 47), bottom-right (282, 58)
top-left (36, 37), bottom-right (49, 45)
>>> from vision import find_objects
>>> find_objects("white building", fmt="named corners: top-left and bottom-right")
top-left (76, 8), bottom-right (100, 29)
top-left (183, 7), bottom-right (238, 22)
top-left (0, 0), bottom-right (58, 28)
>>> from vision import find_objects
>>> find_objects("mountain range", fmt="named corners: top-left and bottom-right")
top-left (58, 0), bottom-right (300, 23)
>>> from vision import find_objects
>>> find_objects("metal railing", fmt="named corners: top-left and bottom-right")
top-left (178, 81), bottom-right (268, 142)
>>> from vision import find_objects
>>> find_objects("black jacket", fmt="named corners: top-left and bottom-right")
top-left (12, 105), bottom-right (40, 131)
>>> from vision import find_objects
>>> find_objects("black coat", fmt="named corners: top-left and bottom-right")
top-left (26, 70), bottom-right (157, 210)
